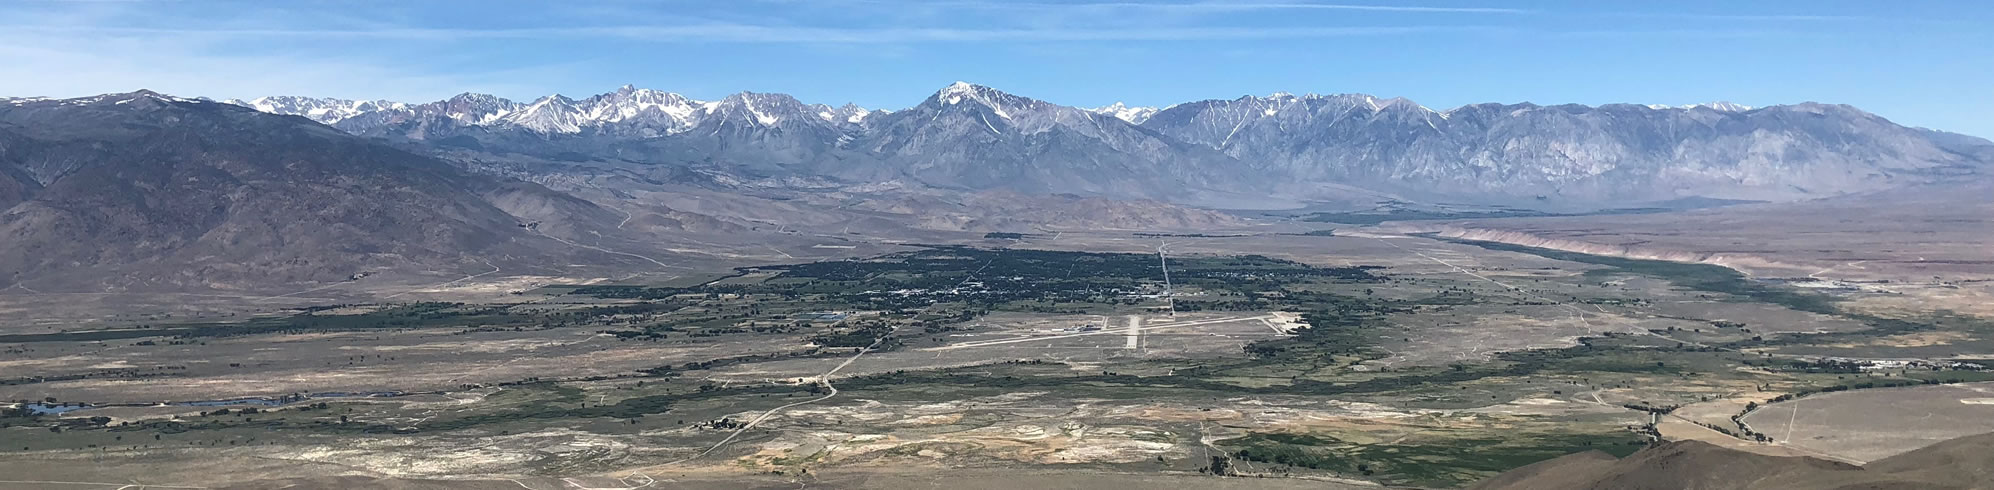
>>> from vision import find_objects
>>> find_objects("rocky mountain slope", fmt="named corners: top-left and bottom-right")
top-left (316, 85), bottom-right (879, 139)
top-left (7, 83), bottom-right (1985, 291)
top-left (232, 83), bottom-right (1993, 207)
top-left (847, 82), bottom-right (1242, 199)
top-left (1143, 93), bottom-right (1988, 202)
top-left (1088, 102), bottom-right (1158, 124)
top-left (0, 91), bottom-right (617, 291)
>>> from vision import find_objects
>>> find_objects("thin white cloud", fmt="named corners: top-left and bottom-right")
top-left (1596, 12), bottom-right (1870, 22)
top-left (18, 23), bottom-right (1748, 43)
top-left (0, 28), bottom-right (563, 101)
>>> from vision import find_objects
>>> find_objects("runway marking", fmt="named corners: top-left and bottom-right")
top-left (533, 229), bottom-right (687, 270)
top-left (1808, 260), bottom-right (1868, 280)
top-left (253, 280), bottom-right (356, 302)
top-left (1157, 241), bottom-right (1176, 316)
top-left (1125, 315), bottom-right (1142, 350)
top-left (763, 245), bottom-right (795, 259)
top-left (932, 315), bottom-right (1271, 350)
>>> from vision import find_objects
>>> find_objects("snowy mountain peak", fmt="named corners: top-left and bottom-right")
top-left (1377, 97), bottom-right (1432, 112)
top-left (1089, 102), bottom-right (1159, 124)
top-left (1645, 101), bottom-right (1755, 112)
top-left (421, 93), bottom-right (521, 125)
top-left (230, 95), bottom-right (404, 124)
top-left (502, 95), bottom-right (586, 133)
top-left (827, 103), bottom-right (874, 124)
top-left (928, 81), bottom-right (1047, 121)
top-left (939, 81), bottom-right (980, 99)
top-left (706, 92), bottom-right (799, 126)
top-left (579, 86), bottom-right (699, 129)
top-left (1694, 101), bottom-right (1753, 112)
top-left (446, 92), bottom-right (505, 104)
top-left (936, 81), bottom-right (1007, 106)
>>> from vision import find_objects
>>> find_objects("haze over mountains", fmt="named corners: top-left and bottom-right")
top-left (4, 82), bottom-right (1991, 292)
top-left (228, 81), bottom-right (1993, 206)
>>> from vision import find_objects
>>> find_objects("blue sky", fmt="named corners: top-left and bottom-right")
top-left (3, 0), bottom-right (1990, 136)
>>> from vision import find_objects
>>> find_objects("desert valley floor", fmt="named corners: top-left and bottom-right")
top-left (5, 214), bottom-right (1994, 489)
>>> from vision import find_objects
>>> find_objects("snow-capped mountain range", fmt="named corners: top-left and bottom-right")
top-left (227, 84), bottom-right (1760, 139)
top-left (1645, 101), bottom-right (1754, 112)
top-left (222, 82), bottom-right (1993, 205)
top-left (229, 85), bottom-right (883, 136)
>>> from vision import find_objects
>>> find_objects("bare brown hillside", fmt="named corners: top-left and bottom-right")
top-left (1470, 432), bottom-right (1994, 490)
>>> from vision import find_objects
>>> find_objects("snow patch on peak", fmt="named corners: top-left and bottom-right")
top-left (940, 81), bottom-right (979, 98)
top-left (1647, 101), bottom-right (1754, 112)
top-left (583, 86), bottom-right (701, 130)
top-left (829, 103), bottom-right (874, 124)
top-left (504, 95), bottom-right (586, 133)
top-left (937, 81), bottom-right (996, 107)
top-left (1694, 101), bottom-right (1753, 112)
top-left (933, 82), bottom-right (1013, 119)
top-left (231, 95), bottom-right (406, 124)
top-left (736, 94), bottom-right (779, 126)
top-left (1089, 102), bottom-right (1157, 124)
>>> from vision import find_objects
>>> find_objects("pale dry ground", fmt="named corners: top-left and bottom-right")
top-left (704, 312), bottom-right (1293, 383)
top-left (1740, 381), bottom-right (1994, 463)
top-left (0, 458), bottom-right (1376, 490)
top-left (0, 308), bottom-right (1641, 487)
top-left (611, 389), bottom-right (1632, 482)
top-left (175, 468), bottom-right (1376, 490)
top-left (3, 219), bottom-right (1984, 486)
top-left (0, 388), bottom-right (1611, 488)
top-left (1390, 182), bottom-right (1994, 317)
top-left (0, 272), bottom-right (638, 332)
top-left (1651, 392), bottom-right (1826, 460)
top-left (0, 323), bottom-right (817, 404)
top-left (1017, 230), bottom-right (1867, 367)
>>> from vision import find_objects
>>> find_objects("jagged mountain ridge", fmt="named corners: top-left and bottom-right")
top-left (1139, 93), bottom-right (1987, 202)
top-left (268, 85), bottom-right (883, 138)
top-left (226, 95), bottom-right (410, 125)
top-left (229, 82), bottom-right (1994, 206)
top-left (1088, 102), bottom-right (1158, 124)
top-left (847, 82), bottom-right (1243, 198)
